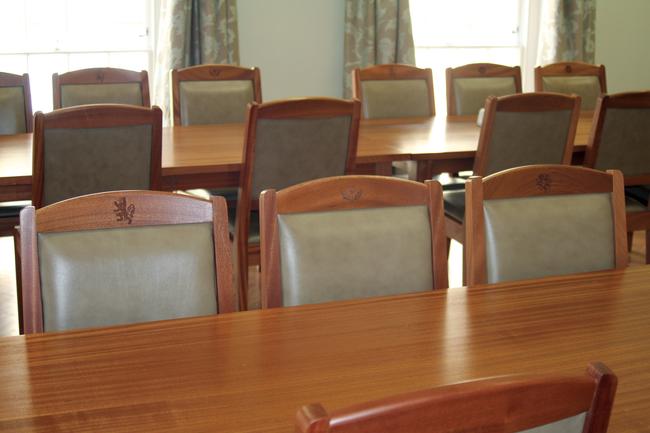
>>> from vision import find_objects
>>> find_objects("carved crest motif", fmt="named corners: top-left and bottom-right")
top-left (113, 197), bottom-right (135, 224)
top-left (478, 66), bottom-right (487, 74)
top-left (564, 65), bottom-right (572, 73)
top-left (209, 68), bottom-right (220, 77)
top-left (536, 174), bottom-right (552, 192)
top-left (341, 188), bottom-right (362, 201)
top-left (96, 72), bottom-right (105, 83)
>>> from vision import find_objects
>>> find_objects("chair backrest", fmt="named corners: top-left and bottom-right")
top-left (535, 62), bottom-right (607, 111)
top-left (260, 176), bottom-right (447, 308)
top-left (32, 104), bottom-right (163, 208)
top-left (235, 97), bottom-right (361, 305)
top-left (473, 92), bottom-right (581, 177)
top-left (0, 71), bottom-right (33, 134)
top-left (20, 190), bottom-right (237, 334)
top-left (584, 91), bottom-right (650, 186)
top-left (465, 165), bottom-right (627, 286)
top-left (296, 362), bottom-right (617, 433)
top-left (52, 67), bottom-right (150, 108)
top-left (352, 64), bottom-right (434, 119)
top-left (446, 63), bottom-right (522, 116)
top-left (170, 64), bottom-right (262, 126)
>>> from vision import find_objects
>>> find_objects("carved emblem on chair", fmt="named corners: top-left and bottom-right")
top-left (96, 72), bottom-right (105, 83)
top-left (536, 174), bottom-right (552, 192)
top-left (341, 188), bottom-right (362, 201)
top-left (209, 68), bottom-right (221, 77)
top-left (113, 197), bottom-right (135, 224)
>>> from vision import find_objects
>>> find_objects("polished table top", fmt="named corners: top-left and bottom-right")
top-left (0, 265), bottom-right (648, 432)
top-left (0, 115), bottom-right (593, 201)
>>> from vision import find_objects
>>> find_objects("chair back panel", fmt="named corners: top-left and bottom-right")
top-left (593, 107), bottom-right (650, 176)
top-left (38, 222), bottom-right (217, 332)
top-left (0, 86), bottom-right (27, 134)
top-left (277, 205), bottom-right (433, 306)
top-left (483, 193), bottom-right (615, 284)
top-left (60, 83), bottom-right (143, 108)
top-left (179, 80), bottom-right (254, 125)
top-left (541, 76), bottom-right (601, 110)
top-left (453, 77), bottom-right (517, 115)
top-left (42, 125), bottom-right (152, 206)
top-left (361, 80), bottom-right (431, 118)
top-left (250, 116), bottom-right (351, 197)
top-left (484, 110), bottom-right (573, 175)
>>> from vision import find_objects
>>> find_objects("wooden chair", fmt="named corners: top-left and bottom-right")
top-left (235, 98), bottom-right (361, 309)
top-left (296, 362), bottom-right (617, 433)
top-left (535, 61), bottom-right (607, 111)
top-left (352, 64), bottom-right (434, 119)
top-left (170, 64), bottom-right (261, 126)
top-left (465, 165), bottom-right (627, 286)
top-left (259, 175), bottom-right (447, 308)
top-left (20, 190), bottom-right (237, 333)
top-left (0, 71), bottom-right (33, 134)
top-left (32, 104), bottom-right (162, 208)
top-left (52, 67), bottom-right (150, 108)
top-left (446, 63), bottom-right (521, 116)
top-left (584, 91), bottom-right (650, 263)
top-left (443, 93), bottom-right (581, 258)
top-left (0, 71), bottom-right (32, 236)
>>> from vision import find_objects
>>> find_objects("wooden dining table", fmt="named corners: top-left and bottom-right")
top-left (0, 265), bottom-right (648, 432)
top-left (0, 115), bottom-right (594, 202)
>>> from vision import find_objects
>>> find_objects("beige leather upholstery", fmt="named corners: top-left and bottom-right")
top-left (0, 86), bottom-right (27, 134)
top-left (453, 77), bottom-right (517, 115)
top-left (484, 110), bottom-right (572, 175)
top-left (483, 193), bottom-right (615, 284)
top-left (361, 80), bottom-right (431, 118)
top-left (38, 223), bottom-right (217, 332)
top-left (179, 80), bottom-right (254, 125)
top-left (60, 83), bottom-right (143, 107)
top-left (277, 206), bottom-right (433, 306)
top-left (541, 76), bottom-right (601, 110)
top-left (42, 125), bottom-right (152, 206)
top-left (593, 108), bottom-right (650, 176)
top-left (519, 413), bottom-right (586, 433)
top-left (251, 117), bottom-right (351, 197)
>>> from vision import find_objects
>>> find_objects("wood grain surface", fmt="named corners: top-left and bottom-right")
top-left (0, 116), bottom-right (593, 201)
top-left (0, 265), bottom-right (648, 432)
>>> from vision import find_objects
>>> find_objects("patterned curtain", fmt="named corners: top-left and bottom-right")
top-left (343, 0), bottom-right (415, 97)
top-left (153, 0), bottom-right (239, 124)
top-left (538, 0), bottom-right (596, 64)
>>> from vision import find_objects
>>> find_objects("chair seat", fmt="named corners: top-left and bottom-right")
top-left (625, 185), bottom-right (650, 207)
top-left (442, 189), bottom-right (466, 222)
top-left (228, 207), bottom-right (260, 243)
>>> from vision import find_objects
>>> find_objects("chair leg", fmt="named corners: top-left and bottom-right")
top-left (645, 230), bottom-right (650, 265)
top-left (12, 227), bottom-right (22, 335)
top-left (627, 231), bottom-right (634, 252)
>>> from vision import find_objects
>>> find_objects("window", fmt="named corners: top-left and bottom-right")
top-left (410, 0), bottom-right (526, 115)
top-left (0, 0), bottom-right (153, 113)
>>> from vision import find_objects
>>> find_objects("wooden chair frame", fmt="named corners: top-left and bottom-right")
top-left (20, 190), bottom-right (237, 334)
top-left (296, 362), bottom-right (617, 433)
top-left (52, 67), bottom-right (150, 108)
top-left (464, 165), bottom-right (628, 286)
top-left (0, 71), bottom-right (33, 132)
top-left (584, 91), bottom-right (650, 263)
top-left (445, 63), bottom-right (522, 116)
top-left (236, 98), bottom-right (361, 310)
top-left (170, 64), bottom-right (262, 126)
top-left (534, 61), bottom-right (607, 96)
top-left (259, 175), bottom-right (448, 308)
top-left (352, 64), bottom-right (435, 117)
top-left (445, 92), bottom-right (581, 246)
top-left (31, 104), bottom-right (163, 208)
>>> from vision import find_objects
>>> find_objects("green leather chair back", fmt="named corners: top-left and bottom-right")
top-left (60, 83), bottom-right (144, 108)
top-left (453, 77), bottom-right (517, 115)
top-left (277, 205), bottom-right (433, 306)
top-left (179, 80), bottom-right (254, 125)
top-left (42, 124), bottom-right (153, 206)
top-left (38, 222), bottom-right (217, 331)
top-left (541, 76), bottom-right (601, 110)
top-left (0, 86), bottom-right (28, 134)
top-left (483, 193), bottom-right (615, 284)
top-left (361, 80), bottom-right (432, 119)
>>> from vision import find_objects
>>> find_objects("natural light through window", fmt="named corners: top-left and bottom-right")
top-left (0, 0), bottom-right (152, 113)
top-left (410, 0), bottom-right (524, 115)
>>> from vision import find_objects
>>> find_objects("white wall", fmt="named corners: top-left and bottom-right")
top-left (595, 0), bottom-right (650, 93)
top-left (237, 0), bottom-right (345, 101)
